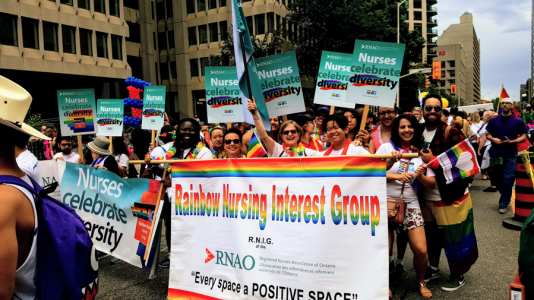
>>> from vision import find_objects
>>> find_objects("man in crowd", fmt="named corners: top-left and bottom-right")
top-left (15, 132), bottom-right (41, 182)
top-left (486, 98), bottom-right (528, 214)
top-left (52, 136), bottom-right (80, 163)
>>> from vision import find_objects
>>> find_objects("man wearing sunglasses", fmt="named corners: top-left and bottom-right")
top-left (486, 98), bottom-right (528, 214)
top-left (419, 94), bottom-right (471, 292)
top-left (52, 136), bottom-right (80, 163)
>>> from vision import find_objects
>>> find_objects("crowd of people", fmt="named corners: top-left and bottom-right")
top-left (2, 88), bottom-right (531, 299)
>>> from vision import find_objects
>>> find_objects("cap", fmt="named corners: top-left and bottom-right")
top-left (293, 115), bottom-right (315, 128)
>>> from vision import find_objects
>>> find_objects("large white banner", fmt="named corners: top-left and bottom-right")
top-left (38, 160), bottom-right (66, 199)
top-left (168, 157), bottom-right (388, 300)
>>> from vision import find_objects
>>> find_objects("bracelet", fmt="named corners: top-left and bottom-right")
top-left (363, 144), bottom-right (369, 147)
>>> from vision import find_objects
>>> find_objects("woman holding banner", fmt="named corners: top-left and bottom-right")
top-left (375, 115), bottom-right (436, 299)
top-left (247, 98), bottom-right (322, 157)
top-left (321, 114), bottom-right (370, 156)
top-left (223, 128), bottom-right (246, 159)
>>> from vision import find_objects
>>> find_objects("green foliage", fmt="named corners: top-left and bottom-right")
top-left (489, 97), bottom-right (500, 111)
top-left (24, 109), bottom-right (44, 131)
top-left (286, 0), bottom-right (426, 108)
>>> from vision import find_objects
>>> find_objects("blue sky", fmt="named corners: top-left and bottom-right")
top-left (435, 0), bottom-right (531, 101)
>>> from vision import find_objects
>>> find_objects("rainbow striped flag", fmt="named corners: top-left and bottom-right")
top-left (436, 139), bottom-right (480, 184)
top-left (247, 131), bottom-right (267, 158)
top-left (434, 193), bottom-right (478, 275)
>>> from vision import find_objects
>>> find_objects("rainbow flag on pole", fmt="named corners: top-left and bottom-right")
top-left (247, 131), bottom-right (267, 158)
top-left (435, 139), bottom-right (480, 184)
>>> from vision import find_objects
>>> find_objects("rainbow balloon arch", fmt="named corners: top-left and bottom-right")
top-left (123, 76), bottom-right (151, 128)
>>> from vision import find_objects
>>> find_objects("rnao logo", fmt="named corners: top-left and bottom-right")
top-left (150, 119), bottom-right (156, 123)
top-left (277, 101), bottom-right (287, 106)
top-left (256, 60), bottom-right (273, 67)
top-left (366, 90), bottom-right (377, 95)
top-left (205, 248), bottom-right (255, 271)
top-left (211, 70), bottom-right (227, 75)
top-left (332, 93), bottom-right (340, 98)
top-left (327, 55), bottom-right (343, 60)
top-left (361, 44), bottom-right (379, 50)
top-left (60, 91), bottom-right (76, 96)
top-left (224, 109), bottom-right (233, 113)
top-left (107, 127), bottom-right (113, 131)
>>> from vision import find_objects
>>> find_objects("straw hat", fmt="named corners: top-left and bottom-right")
top-left (0, 75), bottom-right (50, 140)
top-left (87, 136), bottom-right (112, 156)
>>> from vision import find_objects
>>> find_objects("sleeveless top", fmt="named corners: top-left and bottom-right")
top-left (6, 176), bottom-right (38, 300)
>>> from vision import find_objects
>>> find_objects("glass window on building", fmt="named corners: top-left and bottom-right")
top-left (155, 62), bottom-right (159, 84)
top-left (267, 13), bottom-right (274, 33)
top-left (187, 0), bottom-right (195, 14)
top-left (151, 2), bottom-right (155, 19)
top-left (62, 25), bottom-right (76, 54)
top-left (22, 17), bottom-right (39, 49)
top-left (78, 0), bottom-right (90, 9)
top-left (198, 25), bottom-right (208, 44)
top-left (60, 0), bottom-right (73, 6)
top-left (166, 0), bottom-right (173, 18)
top-left (80, 29), bottom-right (92, 56)
top-left (160, 62), bottom-right (169, 80)
top-left (220, 21), bottom-right (228, 40)
top-left (168, 30), bottom-right (175, 49)
top-left (282, 18), bottom-right (287, 38)
top-left (0, 13), bottom-right (18, 47)
top-left (413, 0), bottom-right (422, 9)
top-left (414, 23), bottom-right (422, 33)
top-left (449, 60), bottom-right (455, 68)
top-left (126, 22), bottom-right (141, 43)
top-left (190, 58), bottom-right (199, 77)
top-left (123, 0), bottom-right (139, 9)
top-left (449, 70), bottom-right (455, 77)
top-left (170, 61), bottom-right (177, 79)
top-left (111, 35), bottom-right (122, 60)
top-left (441, 61), bottom-right (445, 68)
top-left (209, 23), bottom-right (218, 43)
top-left (96, 32), bottom-right (108, 58)
top-left (441, 71), bottom-right (445, 78)
top-left (94, 0), bottom-right (106, 14)
top-left (208, 0), bottom-right (217, 10)
top-left (219, 0), bottom-right (226, 6)
top-left (449, 79), bottom-right (455, 85)
top-left (158, 31), bottom-right (167, 49)
top-left (109, 0), bottom-right (120, 17)
top-left (246, 16), bottom-right (253, 33)
top-left (198, 0), bottom-right (206, 12)
top-left (43, 22), bottom-right (58, 52)
top-left (157, 1), bottom-right (165, 20)
top-left (414, 11), bottom-right (422, 20)
top-left (153, 32), bottom-right (157, 50)
top-left (201, 57), bottom-right (209, 76)
top-left (188, 27), bottom-right (197, 46)
top-left (242, 0), bottom-right (251, 2)
top-left (255, 14), bottom-right (265, 35)
top-left (276, 15), bottom-right (281, 30)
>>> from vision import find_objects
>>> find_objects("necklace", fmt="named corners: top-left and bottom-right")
top-left (323, 140), bottom-right (351, 156)
top-left (282, 143), bottom-right (306, 157)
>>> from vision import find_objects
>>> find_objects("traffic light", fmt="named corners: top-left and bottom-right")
top-left (432, 62), bottom-right (441, 79)
top-left (451, 85), bottom-right (456, 94)
top-left (425, 76), bottom-right (430, 89)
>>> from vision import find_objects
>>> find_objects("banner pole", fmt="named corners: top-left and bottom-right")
top-left (359, 105), bottom-right (370, 131)
top-left (109, 136), bottom-right (114, 154)
top-left (227, 123), bottom-right (232, 129)
top-left (144, 168), bottom-right (167, 260)
top-left (148, 223), bottom-right (161, 279)
top-left (151, 130), bottom-right (156, 146)
top-left (282, 115), bottom-right (288, 122)
top-left (77, 136), bottom-right (84, 164)
top-left (330, 106), bottom-right (335, 115)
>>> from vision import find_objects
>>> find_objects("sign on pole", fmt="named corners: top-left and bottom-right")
top-left (96, 99), bottom-right (124, 137)
top-left (314, 51), bottom-right (355, 109)
top-left (57, 89), bottom-right (97, 136)
top-left (432, 61), bottom-right (442, 79)
top-left (168, 157), bottom-right (388, 299)
top-left (255, 51), bottom-right (306, 117)
top-left (346, 40), bottom-right (405, 107)
top-left (142, 86), bottom-right (166, 130)
top-left (205, 66), bottom-right (245, 123)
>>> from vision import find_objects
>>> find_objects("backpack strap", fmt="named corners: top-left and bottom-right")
top-left (0, 175), bottom-right (41, 195)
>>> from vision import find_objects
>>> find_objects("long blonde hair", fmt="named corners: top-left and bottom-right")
top-left (455, 116), bottom-right (471, 137)
top-left (469, 112), bottom-right (480, 123)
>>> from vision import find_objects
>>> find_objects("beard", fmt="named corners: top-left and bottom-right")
top-left (62, 149), bottom-right (72, 155)
top-left (424, 113), bottom-right (441, 126)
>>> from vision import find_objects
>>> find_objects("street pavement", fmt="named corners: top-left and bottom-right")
top-left (96, 175), bottom-right (522, 299)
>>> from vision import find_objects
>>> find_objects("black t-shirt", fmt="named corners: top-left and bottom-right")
top-left (102, 156), bottom-right (121, 176)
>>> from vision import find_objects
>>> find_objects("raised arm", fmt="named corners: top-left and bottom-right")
top-left (247, 98), bottom-right (276, 155)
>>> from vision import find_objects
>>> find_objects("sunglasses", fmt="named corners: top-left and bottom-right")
top-left (282, 130), bottom-right (298, 135)
top-left (316, 112), bottom-right (328, 117)
top-left (224, 139), bottom-right (240, 145)
top-left (60, 144), bottom-right (72, 147)
top-left (424, 105), bottom-right (442, 113)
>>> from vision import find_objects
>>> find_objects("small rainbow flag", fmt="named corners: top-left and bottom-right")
top-left (432, 139), bottom-right (480, 184)
top-left (247, 131), bottom-right (267, 158)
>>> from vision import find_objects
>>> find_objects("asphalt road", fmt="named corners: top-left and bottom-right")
top-left (96, 175), bottom-right (522, 300)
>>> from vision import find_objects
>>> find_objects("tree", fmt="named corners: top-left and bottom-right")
top-left (24, 109), bottom-right (44, 131)
top-left (489, 97), bottom-right (500, 111)
top-left (286, 0), bottom-right (426, 109)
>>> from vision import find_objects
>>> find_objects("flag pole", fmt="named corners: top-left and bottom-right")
top-left (240, 34), bottom-right (253, 102)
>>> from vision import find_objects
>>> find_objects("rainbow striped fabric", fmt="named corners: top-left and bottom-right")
top-left (171, 156), bottom-right (385, 178)
top-left (434, 193), bottom-right (478, 276)
top-left (437, 139), bottom-right (480, 184)
top-left (247, 131), bottom-right (267, 158)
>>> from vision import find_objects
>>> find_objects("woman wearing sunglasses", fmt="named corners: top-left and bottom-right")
top-left (222, 128), bottom-right (246, 158)
top-left (247, 98), bottom-right (322, 157)
top-left (375, 114), bottom-right (436, 299)
top-left (368, 106), bottom-right (397, 154)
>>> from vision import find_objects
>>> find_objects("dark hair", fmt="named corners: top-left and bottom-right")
top-left (223, 128), bottom-right (243, 144)
top-left (450, 107), bottom-right (458, 116)
top-left (322, 113), bottom-right (349, 133)
top-left (390, 114), bottom-right (422, 150)
top-left (173, 118), bottom-right (201, 151)
top-left (305, 107), bottom-right (315, 117)
top-left (342, 109), bottom-right (362, 134)
top-left (58, 136), bottom-right (73, 143)
top-left (159, 125), bottom-right (176, 143)
top-left (442, 109), bottom-right (450, 116)
top-left (210, 127), bottom-right (225, 138)
top-left (112, 136), bottom-right (129, 156)
top-left (14, 131), bottom-right (31, 149)
top-left (422, 94), bottom-right (442, 107)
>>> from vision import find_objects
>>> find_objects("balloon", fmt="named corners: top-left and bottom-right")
top-left (442, 98), bottom-right (449, 110)
top-left (421, 92), bottom-right (428, 98)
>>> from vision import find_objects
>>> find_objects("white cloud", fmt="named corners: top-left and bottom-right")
top-left (435, 0), bottom-right (531, 101)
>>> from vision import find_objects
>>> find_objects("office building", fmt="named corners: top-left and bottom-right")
top-left (432, 43), bottom-right (467, 104)
top-left (124, 0), bottom-right (289, 122)
top-left (0, 0), bottom-right (131, 118)
top-left (437, 12), bottom-right (481, 104)
top-left (404, 0), bottom-right (438, 65)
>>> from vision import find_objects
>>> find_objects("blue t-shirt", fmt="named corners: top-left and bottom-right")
top-left (486, 114), bottom-right (528, 157)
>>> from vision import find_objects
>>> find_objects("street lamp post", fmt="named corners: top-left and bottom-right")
top-left (396, 0), bottom-right (407, 106)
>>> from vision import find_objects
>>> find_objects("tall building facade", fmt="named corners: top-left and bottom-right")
top-left (438, 12), bottom-right (481, 104)
top-left (0, 0), bottom-right (131, 118)
top-left (432, 43), bottom-right (467, 104)
top-left (404, 0), bottom-right (438, 65)
top-left (124, 0), bottom-right (289, 122)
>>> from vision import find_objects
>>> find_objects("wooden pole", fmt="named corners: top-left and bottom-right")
top-left (359, 105), bottom-right (370, 131)
top-left (151, 130), bottom-right (156, 145)
top-left (77, 136), bottom-right (85, 164)
top-left (282, 115), bottom-right (288, 122)
top-left (227, 123), bottom-right (232, 129)
top-left (144, 168), bottom-right (167, 260)
top-left (329, 106), bottom-right (335, 115)
top-left (109, 136), bottom-right (114, 154)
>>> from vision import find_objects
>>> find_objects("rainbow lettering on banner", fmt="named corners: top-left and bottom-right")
top-left (131, 207), bottom-right (154, 222)
top-left (143, 109), bottom-right (159, 118)
top-left (64, 110), bottom-right (95, 133)
top-left (97, 118), bottom-right (121, 126)
top-left (264, 87), bottom-right (300, 103)
top-left (208, 96), bottom-right (242, 108)
top-left (317, 80), bottom-right (348, 91)
top-left (351, 75), bottom-right (389, 87)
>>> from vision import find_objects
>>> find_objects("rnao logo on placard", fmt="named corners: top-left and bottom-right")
top-left (327, 55), bottom-right (343, 60)
top-left (224, 109), bottom-right (233, 114)
top-left (366, 90), bottom-right (377, 95)
top-left (211, 70), bottom-right (227, 75)
top-left (277, 101), bottom-right (287, 106)
top-left (204, 248), bottom-right (255, 271)
top-left (256, 60), bottom-right (273, 67)
top-left (361, 44), bottom-right (380, 50)
top-left (107, 127), bottom-right (113, 131)
top-left (150, 119), bottom-right (156, 123)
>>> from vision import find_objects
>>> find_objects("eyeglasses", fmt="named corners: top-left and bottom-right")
top-left (60, 144), bottom-right (72, 147)
top-left (316, 112), bottom-right (328, 117)
top-left (502, 102), bottom-right (512, 106)
top-left (326, 125), bottom-right (341, 133)
top-left (282, 130), bottom-right (298, 135)
top-left (378, 111), bottom-right (396, 117)
top-left (224, 139), bottom-right (240, 145)
top-left (424, 105), bottom-right (442, 113)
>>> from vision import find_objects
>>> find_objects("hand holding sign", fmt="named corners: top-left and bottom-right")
top-left (247, 97), bottom-right (257, 116)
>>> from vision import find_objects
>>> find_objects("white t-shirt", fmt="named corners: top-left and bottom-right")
top-left (269, 142), bottom-right (323, 157)
top-left (53, 152), bottom-right (80, 163)
top-left (447, 116), bottom-right (453, 125)
top-left (421, 128), bottom-right (441, 201)
top-left (114, 153), bottom-right (130, 178)
top-left (322, 143), bottom-right (370, 156)
top-left (422, 128), bottom-right (437, 152)
top-left (16, 150), bottom-right (40, 183)
top-left (419, 118), bottom-right (425, 124)
top-left (477, 123), bottom-right (491, 147)
top-left (469, 122), bottom-right (482, 142)
top-left (149, 142), bottom-right (176, 180)
top-left (376, 143), bottom-right (435, 209)
top-left (181, 147), bottom-right (213, 160)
